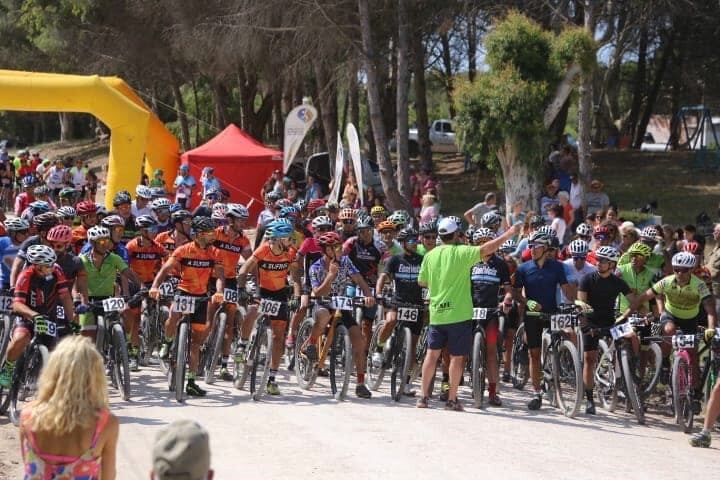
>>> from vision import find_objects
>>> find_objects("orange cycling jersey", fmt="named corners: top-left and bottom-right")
top-left (252, 243), bottom-right (297, 293)
top-left (213, 226), bottom-right (250, 277)
top-left (126, 237), bottom-right (167, 284)
top-left (156, 231), bottom-right (188, 277)
top-left (171, 242), bottom-right (219, 295)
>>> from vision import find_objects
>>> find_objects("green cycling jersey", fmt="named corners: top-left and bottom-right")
top-left (651, 273), bottom-right (711, 320)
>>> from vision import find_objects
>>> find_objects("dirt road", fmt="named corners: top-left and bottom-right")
top-left (1, 362), bottom-right (716, 479)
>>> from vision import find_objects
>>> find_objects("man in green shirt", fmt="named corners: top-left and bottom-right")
top-left (416, 217), bottom-right (520, 410)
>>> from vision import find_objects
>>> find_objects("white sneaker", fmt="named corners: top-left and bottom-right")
top-left (371, 352), bottom-right (384, 369)
top-left (403, 384), bottom-right (416, 396)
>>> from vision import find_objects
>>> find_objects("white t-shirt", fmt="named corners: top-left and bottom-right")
top-left (132, 201), bottom-right (152, 218)
top-left (551, 217), bottom-right (567, 245)
top-left (570, 181), bottom-right (584, 210)
top-left (560, 259), bottom-right (597, 304)
top-left (71, 166), bottom-right (87, 187)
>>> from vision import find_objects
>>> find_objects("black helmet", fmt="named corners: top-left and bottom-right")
top-left (191, 216), bottom-right (215, 233)
top-left (33, 212), bottom-right (59, 231)
top-left (171, 209), bottom-right (192, 223)
top-left (419, 220), bottom-right (438, 235)
top-left (113, 191), bottom-right (132, 207)
top-left (356, 215), bottom-right (374, 229)
top-left (396, 227), bottom-right (419, 242)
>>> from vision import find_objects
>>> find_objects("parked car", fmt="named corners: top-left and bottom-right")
top-left (389, 119), bottom-right (459, 157)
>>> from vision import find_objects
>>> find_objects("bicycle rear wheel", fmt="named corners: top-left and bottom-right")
top-left (595, 340), bottom-right (618, 411)
top-left (641, 342), bottom-right (663, 398)
top-left (95, 315), bottom-right (106, 355)
top-left (471, 329), bottom-right (487, 409)
top-left (672, 352), bottom-right (693, 432)
top-left (0, 314), bottom-right (10, 362)
top-left (390, 327), bottom-right (412, 402)
top-left (203, 311), bottom-right (227, 385)
top-left (330, 325), bottom-right (353, 401)
top-left (293, 317), bottom-right (318, 390)
top-left (511, 324), bottom-right (529, 390)
top-left (554, 339), bottom-right (582, 418)
top-left (366, 321), bottom-right (387, 391)
top-left (620, 345), bottom-right (645, 425)
top-left (175, 322), bottom-right (189, 403)
top-left (250, 327), bottom-right (273, 401)
top-left (541, 333), bottom-right (556, 406)
top-left (111, 324), bottom-right (131, 401)
top-left (9, 344), bottom-right (48, 426)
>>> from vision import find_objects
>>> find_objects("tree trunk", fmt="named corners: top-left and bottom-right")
top-left (625, 25), bottom-right (647, 139)
top-left (171, 80), bottom-right (192, 151)
top-left (497, 140), bottom-right (540, 214)
top-left (411, 28), bottom-right (432, 171)
top-left (358, 0), bottom-right (409, 212)
top-left (440, 32), bottom-right (456, 118)
top-left (59, 112), bottom-right (73, 142)
top-left (577, 0), bottom-right (596, 184)
top-left (348, 62), bottom-right (360, 129)
top-left (669, 47), bottom-right (684, 149)
top-left (313, 59), bottom-right (339, 167)
top-left (211, 81), bottom-right (230, 130)
top-left (191, 79), bottom-right (200, 146)
top-left (395, 0), bottom-right (412, 202)
top-left (467, 14), bottom-right (477, 83)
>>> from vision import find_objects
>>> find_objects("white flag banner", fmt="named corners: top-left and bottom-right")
top-left (346, 123), bottom-right (363, 207)
top-left (283, 104), bottom-right (317, 173)
top-left (329, 131), bottom-right (344, 203)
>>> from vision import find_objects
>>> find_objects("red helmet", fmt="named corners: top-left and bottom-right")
top-left (307, 198), bottom-right (326, 213)
top-left (338, 208), bottom-right (357, 221)
top-left (47, 224), bottom-right (73, 243)
top-left (318, 231), bottom-right (342, 247)
top-left (593, 225), bottom-right (609, 237)
top-left (683, 241), bottom-right (701, 254)
top-left (76, 201), bottom-right (98, 216)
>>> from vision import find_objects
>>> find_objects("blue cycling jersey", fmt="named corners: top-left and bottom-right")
top-left (0, 236), bottom-right (18, 288)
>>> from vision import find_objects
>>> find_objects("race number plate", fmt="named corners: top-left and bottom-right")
top-left (330, 296), bottom-right (353, 311)
top-left (102, 297), bottom-right (126, 312)
top-left (159, 282), bottom-right (175, 297)
top-left (550, 314), bottom-right (575, 331)
top-left (36, 318), bottom-right (57, 337)
top-left (627, 315), bottom-right (646, 328)
top-left (397, 307), bottom-right (419, 323)
top-left (472, 308), bottom-right (488, 321)
top-left (56, 305), bottom-right (65, 320)
top-left (223, 288), bottom-right (239, 304)
top-left (172, 296), bottom-right (197, 314)
top-left (259, 298), bottom-right (281, 316)
top-left (672, 334), bottom-right (696, 349)
top-left (0, 296), bottom-right (12, 311)
top-left (421, 288), bottom-right (429, 301)
top-left (610, 322), bottom-right (632, 340)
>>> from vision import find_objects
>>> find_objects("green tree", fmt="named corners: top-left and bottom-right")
top-left (455, 12), bottom-right (594, 212)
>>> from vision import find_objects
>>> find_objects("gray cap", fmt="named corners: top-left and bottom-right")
top-left (152, 420), bottom-right (211, 480)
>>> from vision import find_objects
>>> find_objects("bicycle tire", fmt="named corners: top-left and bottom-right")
top-left (175, 322), bottom-right (189, 403)
top-left (111, 324), bottom-right (131, 401)
top-left (471, 329), bottom-right (487, 409)
top-left (554, 339), bottom-right (582, 418)
top-left (595, 339), bottom-right (618, 411)
top-left (391, 327), bottom-right (413, 402)
top-left (293, 317), bottom-right (318, 390)
top-left (9, 344), bottom-right (48, 427)
top-left (672, 352), bottom-right (693, 432)
top-left (0, 314), bottom-right (10, 364)
top-left (620, 345), bottom-right (645, 425)
top-left (330, 325), bottom-right (353, 401)
top-left (410, 324), bottom-right (428, 387)
top-left (541, 333), bottom-right (556, 407)
top-left (642, 342), bottom-right (663, 398)
top-left (95, 315), bottom-right (106, 355)
top-left (366, 321), bottom-right (387, 391)
top-left (204, 311), bottom-right (227, 385)
top-left (251, 327), bottom-right (273, 401)
top-left (511, 323), bottom-right (529, 390)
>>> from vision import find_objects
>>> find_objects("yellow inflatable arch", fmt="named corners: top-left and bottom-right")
top-left (0, 69), bottom-right (180, 209)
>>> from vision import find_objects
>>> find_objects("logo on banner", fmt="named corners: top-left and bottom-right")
top-left (297, 107), bottom-right (314, 123)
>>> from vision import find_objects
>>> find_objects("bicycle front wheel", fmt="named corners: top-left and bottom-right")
top-left (672, 352), bottom-right (693, 432)
top-left (204, 311), bottom-right (227, 385)
top-left (511, 323), bottom-right (529, 390)
top-left (111, 324), bottom-right (131, 401)
top-left (293, 317), bottom-right (318, 390)
top-left (390, 327), bottom-right (413, 402)
top-left (471, 329), bottom-right (487, 409)
top-left (250, 327), bottom-right (273, 401)
top-left (620, 345), bottom-right (645, 425)
top-left (9, 344), bottom-right (48, 426)
top-left (554, 339), bottom-right (582, 418)
top-left (366, 321), bottom-right (386, 391)
top-left (175, 322), bottom-right (189, 403)
top-left (330, 325), bottom-right (353, 401)
top-left (0, 314), bottom-right (10, 363)
top-left (595, 340), bottom-right (618, 411)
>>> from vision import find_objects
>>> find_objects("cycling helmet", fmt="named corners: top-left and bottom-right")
top-left (640, 226), bottom-right (660, 240)
top-left (266, 220), bottom-right (294, 239)
top-left (388, 211), bottom-right (409, 227)
top-left (472, 228), bottom-right (495, 243)
top-left (5, 217), bottom-right (30, 232)
top-left (500, 239), bottom-right (517, 253)
top-left (34, 185), bottom-right (49, 196)
top-left (377, 220), bottom-right (396, 232)
top-left (152, 198), bottom-right (172, 211)
top-left (419, 220), bottom-right (438, 235)
top-left (76, 200), bottom-right (98, 216)
top-left (46, 225), bottom-right (73, 243)
top-left (311, 216), bottom-right (334, 229)
top-left (265, 191), bottom-right (281, 203)
top-left (528, 215), bottom-right (545, 228)
top-left (33, 212), bottom-right (59, 230)
top-left (274, 198), bottom-right (293, 209)
top-left (317, 231), bottom-right (342, 247)
top-left (593, 225), bottom-right (609, 237)
top-left (567, 239), bottom-right (589, 256)
top-left (683, 241), bottom-right (701, 254)
top-left (191, 216), bottom-right (215, 233)
top-left (294, 199), bottom-right (306, 212)
top-left (397, 227), bottom-right (419, 242)
top-left (101, 215), bottom-right (125, 228)
top-left (356, 215), bottom-right (374, 229)
top-left (338, 208), bottom-right (357, 221)
top-left (87, 225), bottom-right (111, 241)
top-left (168, 203), bottom-right (183, 214)
top-left (370, 205), bottom-right (387, 216)
top-left (204, 187), bottom-right (220, 199)
top-left (538, 225), bottom-right (557, 237)
top-left (595, 246), bottom-right (621, 263)
top-left (575, 223), bottom-right (593, 237)
top-left (279, 206), bottom-right (299, 219)
top-left (113, 191), bottom-right (132, 206)
top-left (59, 187), bottom-right (78, 199)
top-left (627, 242), bottom-right (652, 258)
top-left (307, 198), bottom-right (326, 213)
top-left (171, 209), bottom-right (192, 223)
top-left (150, 187), bottom-right (166, 198)
top-left (481, 211), bottom-right (503, 228)
top-left (211, 203), bottom-right (228, 220)
top-left (136, 185), bottom-right (152, 199)
top-left (135, 215), bottom-right (158, 229)
top-left (29, 200), bottom-right (51, 215)
top-left (57, 206), bottom-right (77, 219)
top-left (671, 251), bottom-right (697, 268)
top-left (528, 231), bottom-right (551, 246)
top-left (21, 175), bottom-right (37, 188)
top-left (226, 203), bottom-right (249, 219)
top-left (95, 205), bottom-right (108, 217)
top-left (465, 226), bottom-right (476, 239)
top-left (26, 244), bottom-right (57, 266)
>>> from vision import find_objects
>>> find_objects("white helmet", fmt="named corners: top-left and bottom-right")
top-left (5, 217), bottom-right (30, 232)
top-left (26, 244), bottom-right (57, 266)
top-left (135, 185), bottom-right (153, 199)
top-left (152, 198), bottom-right (172, 210)
top-left (595, 246), bottom-right (621, 263)
top-left (671, 251), bottom-right (696, 269)
top-left (480, 211), bottom-right (502, 228)
top-left (538, 225), bottom-right (557, 237)
top-left (211, 203), bottom-right (228, 220)
top-left (576, 223), bottom-right (593, 237)
top-left (567, 239), bottom-right (589, 256)
top-left (57, 206), bottom-right (77, 219)
top-left (226, 203), bottom-right (249, 219)
top-left (87, 225), bottom-right (111, 241)
top-left (472, 228), bottom-right (495, 243)
top-left (311, 215), bottom-right (333, 229)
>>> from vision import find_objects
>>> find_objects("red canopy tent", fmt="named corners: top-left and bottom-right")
top-left (181, 124), bottom-right (282, 221)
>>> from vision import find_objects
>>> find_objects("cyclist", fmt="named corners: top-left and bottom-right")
top-left (82, 214), bottom-right (130, 263)
top-left (617, 226), bottom-right (666, 272)
top-left (683, 241), bottom-right (712, 291)
top-left (111, 191), bottom-right (137, 245)
top-left (0, 245), bottom-right (76, 388)
top-left (616, 242), bottom-right (657, 315)
top-left (338, 208), bottom-right (357, 242)
top-left (46, 224), bottom-right (90, 314)
top-left (467, 227), bottom-right (514, 406)
top-left (257, 192), bottom-right (280, 230)
top-left (561, 239), bottom-right (596, 305)
top-left (150, 216), bottom-right (225, 397)
top-left (417, 220), bottom-right (438, 256)
top-left (14, 175), bottom-right (36, 217)
top-left (514, 230), bottom-right (575, 410)
top-left (10, 213), bottom-right (60, 288)
top-left (132, 185), bottom-right (154, 218)
top-left (306, 231), bottom-right (376, 399)
top-left (72, 200), bottom-right (99, 254)
top-left (151, 197), bottom-right (173, 234)
top-left (512, 214), bottom-right (545, 259)
top-left (577, 246), bottom-right (635, 415)
top-left (155, 209), bottom-right (192, 253)
top-left (480, 210), bottom-right (503, 234)
top-left (377, 220), bottom-right (402, 258)
top-left (373, 227), bottom-right (424, 395)
top-left (58, 187), bottom-right (79, 208)
top-left (0, 218), bottom-right (31, 290)
top-left (212, 203), bottom-right (252, 380)
top-left (236, 220), bottom-right (300, 395)
top-left (56, 206), bottom-right (77, 227)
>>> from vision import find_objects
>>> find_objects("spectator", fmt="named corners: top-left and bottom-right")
top-left (619, 222), bottom-right (640, 253)
top-left (200, 167), bottom-right (220, 199)
top-left (548, 204), bottom-right (567, 246)
top-left (150, 168), bottom-right (167, 189)
top-left (464, 192), bottom-right (497, 227)
top-left (569, 172), bottom-right (585, 229)
top-left (584, 179), bottom-right (610, 218)
top-left (539, 180), bottom-right (560, 221)
top-left (706, 224), bottom-right (720, 297)
top-left (557, 191), bottom-right (573, 227)
top-left (151, 420), bottom-right (212, 480)
top-left (304, 173), bottom-right (321, 202)
top-left (420, 193), bottom-right (439, 223)
top-left (604, 206), bottom-right (620, 226)
top-left (69, 158), bottom-right (89, 199)
top-left (19, 336), bottom-right (119, 479)
top-left (173, 164), bottom-right (197, 208)
top-left (682, 224), bottom-right (705, 251)
top-left (44, 159), bottom-right (66, 199)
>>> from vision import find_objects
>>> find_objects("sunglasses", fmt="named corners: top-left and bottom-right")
top-left (50, 242), bottom-right (68, 249)
top-left (423, 234), bottom-right (437, 240)
top-left (674, 267), bottom-right (691, 274)
top-left (342, 219), bottom-right (355, 225)
top-left (571, 255), bottom-right (586, 261)
top-left (405, 238), bottom-right (419, 245)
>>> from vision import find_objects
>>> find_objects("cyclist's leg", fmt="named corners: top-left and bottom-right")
top-left (378, 309), bottom-right (398, 345)
top-left (189, 299), bottom-right (210, 377)
top-left (240, 304), bottom-right (259, 343)
top-left (484, 318), bottom-right (500, 397)
top-left (361, 305), bottom-right (377, 355)
top-left (287, 294), bottom-right (308, 345)
top-left (659, 311), bottom-right (677, 357)
top-left (308, 307), bottom-right (330, 341)
top-left (220, 303), bottom-right (237, 369)
top-left (342, 312), bottom-right (366, 385)
top-left (524, 316), bottom-right (544, 393)
top-left (672, 313), bottom-right (701, 389)
top-left (502, 307), bottom-right (519, 379)
top-left (582, 331), bottom-right (600, 391)
top-left (0, 320), bottom-right (32, 386)
top-left (79, 309), bottom-right (97, 341)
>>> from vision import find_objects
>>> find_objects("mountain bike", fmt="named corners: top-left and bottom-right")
top-left (470, 307), bottom-right (503, 409)
top-left (234, 296), bottom-right (276, 401)
top-left (166, 294), bottom-right (209, 403)
top-left (91, 295), bottom-right (135, 401)
top-left (0, 293), bottom-right (13, 371)
top-left (140, 279), bottom-right (176, 367)
top-left (198, 288), bottom-right (237, 385)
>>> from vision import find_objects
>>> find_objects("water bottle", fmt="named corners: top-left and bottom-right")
top-left (345, 285), bottom-right (356, 298)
